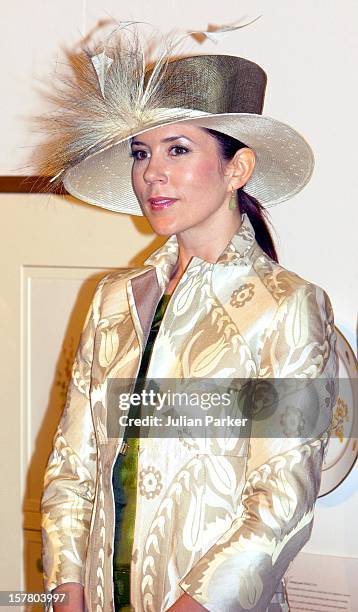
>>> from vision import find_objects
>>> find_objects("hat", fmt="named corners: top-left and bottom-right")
top-left (44, 24), bottom-right (314, 215)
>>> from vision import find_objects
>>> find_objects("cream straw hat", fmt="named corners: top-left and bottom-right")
top-left (42, 22), bottom-right (314, 214)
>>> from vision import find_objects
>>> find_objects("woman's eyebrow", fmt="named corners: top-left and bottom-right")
top-left (131, 135), bottom-right (195, 146)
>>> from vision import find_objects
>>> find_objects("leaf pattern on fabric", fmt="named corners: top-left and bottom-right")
top-left (239, 564), bottom-right (264, 609)
top-left (259, 284), bottom-right (334, 379)
top-left (183, 483), bottom-right (205, 552)
top-left (98, 320), bottom-right (121, 367)
top-left (172, 268), bottom-right (204, 316)
top-left (204, 455), bottom-right (238, 497)
top-left (184, 331), bottom-right (233, 377)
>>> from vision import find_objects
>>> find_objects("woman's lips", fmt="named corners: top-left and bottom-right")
top-left (148, 197), bottom-right (177, 210)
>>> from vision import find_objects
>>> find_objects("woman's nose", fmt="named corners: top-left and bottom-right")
top-left (143, 155), bottom-right (168, 184)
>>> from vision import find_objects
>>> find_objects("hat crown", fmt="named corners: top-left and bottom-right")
top-left (144, 54), bottom-right (267, 115)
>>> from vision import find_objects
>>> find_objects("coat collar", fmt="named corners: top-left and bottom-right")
top-left (142, 212), bottom-right (257, 290)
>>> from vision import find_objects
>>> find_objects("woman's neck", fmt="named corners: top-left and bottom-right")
top-left (166, 211), bottom-right (243, 294)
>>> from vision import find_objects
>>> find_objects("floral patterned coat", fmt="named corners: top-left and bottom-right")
top-left (41, 212), bottom-right (338, 611)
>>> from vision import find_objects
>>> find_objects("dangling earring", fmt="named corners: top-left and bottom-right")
top-left (228, 188), bottom-right (237, 209)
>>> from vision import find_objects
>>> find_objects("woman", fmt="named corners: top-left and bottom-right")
top-left (41, 26), bottom-right (338, 612)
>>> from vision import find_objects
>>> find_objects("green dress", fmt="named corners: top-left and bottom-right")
top-left (112, 293), bottom-right (171, 610)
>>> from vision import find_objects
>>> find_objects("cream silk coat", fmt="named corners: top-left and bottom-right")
top-left (41, 213), bottom-right (338, 611)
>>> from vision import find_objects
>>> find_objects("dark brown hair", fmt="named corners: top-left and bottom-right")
top-left (204, 128), bottom-right (278, 262)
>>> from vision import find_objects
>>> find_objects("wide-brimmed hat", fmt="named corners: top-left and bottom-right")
top-left (44, 25), bottom-right (314, 215)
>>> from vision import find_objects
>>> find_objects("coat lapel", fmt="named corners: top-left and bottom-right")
top-left (126, 212), bottom-right (257, 350)
top-left (127, 213), bottom-right (259, 380)
top-left (129, 270), bottom-right (162, 348)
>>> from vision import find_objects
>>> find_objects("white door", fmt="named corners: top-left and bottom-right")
top-left (0, 192), bottom-right (154, 598)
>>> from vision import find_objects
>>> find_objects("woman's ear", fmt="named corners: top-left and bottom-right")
top-left (227, 148), bottom-right (256, 190)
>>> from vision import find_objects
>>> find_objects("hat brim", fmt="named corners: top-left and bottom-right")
top-left (63, 112), bottom-right (314, 215)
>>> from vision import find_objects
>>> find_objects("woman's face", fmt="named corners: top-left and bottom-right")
top-left (130, 123), bottom-right (236, 237)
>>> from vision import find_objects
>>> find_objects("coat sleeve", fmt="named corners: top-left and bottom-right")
top-left (179, 283), bottom-right (339, 611)
top-left (41, 276), bottom-right (106, 592)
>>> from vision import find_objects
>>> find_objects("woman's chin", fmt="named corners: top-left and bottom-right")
top-left (148, 222), bottom-right (177, 236)
top-left (144, 215), bottom-right (182, 237)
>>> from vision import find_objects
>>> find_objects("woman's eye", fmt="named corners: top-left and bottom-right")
top-left (170, 146), bottom-right (189, 156)
top-left (130, 150), bottom-right (148, 161)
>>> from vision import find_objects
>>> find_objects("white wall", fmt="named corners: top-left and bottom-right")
top-left (1, 0), bottom-right (357, 560)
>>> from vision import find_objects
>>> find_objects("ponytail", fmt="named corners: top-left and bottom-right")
top-left (204, 127), bottom-right (279, 262)
top-left (237, 190), bottom-right (278, 262)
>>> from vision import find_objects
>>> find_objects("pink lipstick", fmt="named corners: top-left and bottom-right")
top-left (148, 197), bottom-right (177, 210)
